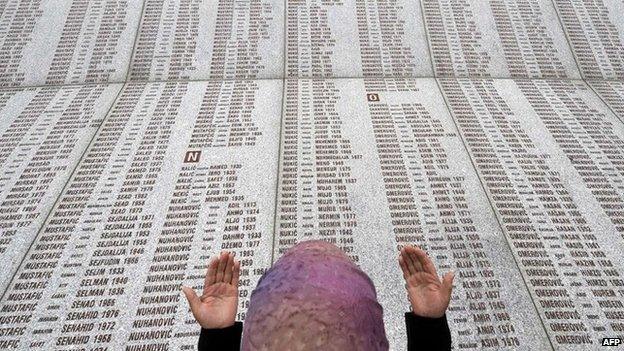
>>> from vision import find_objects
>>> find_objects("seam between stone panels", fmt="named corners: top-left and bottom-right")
top-left (2, 76), bottom-right (624, 91)
top-left (0, 80), bottom-right (128, 91)
top-left (585, 80), bottom-right (624, 125)
top-left (416, 0), bottom-right (437, 77)
top-left (433, 78), bottom-right (556, 351)
top-left (0, 83), bottom-right (127, 300)
top-left (270, 80), bottom-right (287, 266)
top-left (270, 0), bottom-right (288, 266)
top-left (547, 0), bottom-right (585, 80)
top-left (124, 0), bottom-right (149, 82)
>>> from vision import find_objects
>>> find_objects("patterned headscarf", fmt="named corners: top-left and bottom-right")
top-left (242, 240), bottom-right (389, 350)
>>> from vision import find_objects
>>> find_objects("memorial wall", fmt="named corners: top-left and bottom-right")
top-left (0, 0), bottom-right (623, 350)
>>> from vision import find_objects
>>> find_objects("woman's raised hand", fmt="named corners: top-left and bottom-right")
top-left (399, 245), bottom-right (455, 318)
top-left (183, 251), bottom-right (241, 329)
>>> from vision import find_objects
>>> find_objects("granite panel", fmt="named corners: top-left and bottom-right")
top-left (439, 78), bottom-right (624, 350)
top-left (128, 0), bottom-right (284, 81)
top-left (587, 80), bottom-right (624, 122)
top-left (0, 0), bottom-right (623, 349)
top-left (552, 0), bottom-right (624, 79)
top-left (0, 80), bottom-right (282, 350)
top-left (0, 84), bottom-right (122, 293)
top-left (421, 0), bottom-right (581, 79)
top-left (285, 0), bottom-right (433, 78)
top-left (0, 0), bottom-right (143, 87)
top-left (274, 77), bottom-right (552, 350)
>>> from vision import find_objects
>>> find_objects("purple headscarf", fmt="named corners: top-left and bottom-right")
top-left (242, 240), bottom-right (389, 350)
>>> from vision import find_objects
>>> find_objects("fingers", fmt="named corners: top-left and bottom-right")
top-left (206, 251), bottom-right (239, 288)
top-left (399, 248), bottom-right (411, 275)
top-left (182, 286), bottom-right (201, 314)
top-left (442, 271), bottom-right (455, 297)
top-left (398, 254), bottom-right (410, 278)
top-left (412, 246), bottom-right (438, 276)
top-left (402, 246), bottom-right (422, 274)
top-left (231, 260), bottom-right (241, 287)
top-left (223, 253), bottom-right (235, 284)
top-left (205, 257), bottom-right (219, 287)
top-left (215, 251), bottom-right (228, 282)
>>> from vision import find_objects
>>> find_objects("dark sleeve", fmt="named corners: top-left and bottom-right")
top-left (405, 312), bottom-right (451, 351)
top-left (198, 322), bottom-right (243, 351)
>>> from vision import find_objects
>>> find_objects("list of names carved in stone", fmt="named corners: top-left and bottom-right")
top-left (275, 77), bottom-right (552, 350)
top-left (439, 78), bottom-right (624, 349)
top-left (421, 0), bottom-right (580, 78)
top-left (0, 0), bottom-right (143, 87)
top-left (552, 0), bottom-right (624, 79)
top-left (129, 0), bottom-right (284, 81)
top-left (587, 80), bottom-right (624, 121)
top-left (286, 0), bottom-right (432, 78)
top-left (0, 1), bottom-right (624, 350)
top-left (0, 84), bottom-right (121, 293)
top-left (0, 80), bottom-right (282, 350)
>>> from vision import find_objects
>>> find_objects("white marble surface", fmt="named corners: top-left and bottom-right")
top-left (0, 1), bottom-right (143, 86)
top-left (552, 0), bottom-right (624, 79)
top-left (128, 0), bottom-right (284, 80)
top-left (0, 84), bottom-right (122, 292)
top-left (422, 0), bottom-right (581, 79)
top-left (274, 78), bottom-right (552, 350)
top-left (0, 0), bottom-right (623, 350)
top-left (0, 80), bottom-right (282, 350)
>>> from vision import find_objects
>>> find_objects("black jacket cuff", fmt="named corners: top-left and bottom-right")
top-left (405, 312), bottom-right (452, 351)
top-left (198, 322), bottom-right (243, 351)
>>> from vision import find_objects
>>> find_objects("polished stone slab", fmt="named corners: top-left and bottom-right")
top-left (0, 84), bottom-right (122, 293)
top-left (0, 80), bottom-right (282, 350)
top-left (274, 78), bottom-right (552, 350)
top-left (0, 0), bottom-right (624, 349)
top-left (128, 0), bottom-right (284, 81)
top-left (285, 0), bottom-right (433, 78)
top-left (0, 0), bottom-right (143, 87)
top-left (439, 78), bottom-right (624, 350)
top-left (588, 80), bottom-right (624, 121)
top-left (552, 0), bottom-right (624, 80)
top-left (421, 0), bottom-right (581, 79)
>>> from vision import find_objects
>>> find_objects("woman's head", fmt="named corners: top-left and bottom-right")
top-left (242, 240), bottom-right (389, 350)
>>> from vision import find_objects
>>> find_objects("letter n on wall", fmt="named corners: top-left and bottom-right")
top-left (184, 151), bottom-right (201, 163)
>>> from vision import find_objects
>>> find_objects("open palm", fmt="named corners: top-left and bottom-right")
top-left (399, 245), bottom-right (455, 318)
top-left (183, 251), bottom-right (240, 329)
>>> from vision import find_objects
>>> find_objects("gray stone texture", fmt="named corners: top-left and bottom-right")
top-left (552, 0), bottom-right (624, 80)
top-left (0, 0), bottom-right (623, 350)
top-left (128, 0), bottom-right (284, 80)
top-left (285, 0), bottom-right (433, 78)
top-left (588, 80), bottom-right (624, 121)
top-left (0, 80), bottom-right (282, 350)
top-left (0, 84), bottom-right (122, 292)
top-left (0, 1), bottom-right (143, 87)
top-left (438, 78), bottom-right (624, 350)
top-left (422, 0), bottom-right (581, 78)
